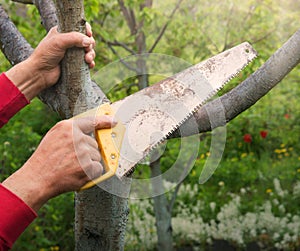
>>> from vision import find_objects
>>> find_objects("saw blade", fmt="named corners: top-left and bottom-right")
top-left (108, 42), bottom-right (257, 178)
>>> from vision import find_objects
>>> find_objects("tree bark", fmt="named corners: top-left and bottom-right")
top-left (51, 1), bottom-right (130, 250)
top-left (0, 6), bottom-right (33, 64)
top-left (53, 0), bottom-right (91, 117)
top-left (150, 153), bottom-right (173, 251)
top-left (171, 28), bottom-right (300, 137)
top-left (1, 4), bottom-right (300, 250)
top-left (2, 4), bottom-right (299, 137)
top-left (34, 0), bottom-right (57, 32)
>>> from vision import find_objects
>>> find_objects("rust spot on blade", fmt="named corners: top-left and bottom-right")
top-left (143, 81), bottom-right (163, 97)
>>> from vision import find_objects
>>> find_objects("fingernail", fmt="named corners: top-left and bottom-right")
top-left (82, 37), bottom-right (91, 46)
top-left (112, 117), bottom-right (118, 126)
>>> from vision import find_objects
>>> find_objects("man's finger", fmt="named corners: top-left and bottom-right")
top-left (86, 22), bottom-right (93, 37)
top-left (48, 25), bottom-right (95, 51)
top-left (94, 115), bottom-right (118, 130)
top-left (74, 115), bottom-right (117, 135)
top-left (84, 161), bottom-right (103, 180)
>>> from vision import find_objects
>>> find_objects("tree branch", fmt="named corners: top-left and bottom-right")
top-left (34, 0), bottom-right (57, 31)
top-left (171, 28), bottom-right (300, 138)
top-left (0, 6), bottom-right (33, 64)
top-left (222, 4), bottom-right (235, 51)
top-left (118, 0), bottom-right (137, 35)
top-left (148, 0), bottom-right (183, 53)
top-left (11, 0), bottom-right (33, 4)
top-left (140, 0), bottom-right (153, 9)
top-left (106, 39), bottom-right (136, 55)
top-left (107, 43), bottom-right (140, 73)
top-left (0, 5), bottom-right (108, 117)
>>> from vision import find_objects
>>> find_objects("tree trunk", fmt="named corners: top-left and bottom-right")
top-left (1, 3), bottom-right (300, 250)
top-left (150, 153), bottom-right (173, 251)
top-left (54, 0), bottom-right (90, 116)
top-left (51, 1), bottom-right (130, 250)
top-left (137, 66), bottom-right (174, 250)
top-left (2, 4), bottom-right (300, 139)
top-left (135, 14), bottom-right (175, 247)
top-left (172, 28), bottom-right (300, 137)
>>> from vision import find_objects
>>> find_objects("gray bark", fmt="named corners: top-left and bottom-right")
top-left (52, 1), bottom-right (130, 250)
top-left (1, 3), bottom-right (129, 251)
top-left (1, 6), bottom-right (299, 138)
top-left (1, 4), bottom-right (300, 250)
top-left (11, 0), bottom-right (33, 4)
top-left (34, 0), bottom-right (57, 32)
top-left (133, 2), bottom-right (174, 248)
top-left (150, 153), bottom-right (173, 251)
top-left (171, 28), bottom-right (300, 137)
top-left (53, 0), bottom-right (91, 117)
top-left (0, 6), bottom-right (33, 64)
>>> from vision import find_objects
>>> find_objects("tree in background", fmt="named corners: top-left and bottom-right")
top-left (0, 0), bottom-right (300, 250)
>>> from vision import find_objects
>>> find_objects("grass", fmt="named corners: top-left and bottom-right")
top-left (1, 56), bottom-right (300, 251)
top-left (125, 66), bottom-right (300, 250)
top-left (3, 66), bottom-right (300, 251)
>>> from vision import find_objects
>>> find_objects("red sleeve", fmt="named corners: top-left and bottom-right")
top-left (0, 73), bottom-right (30, 128)
top-left (0, 184), bottom-right (37, 251)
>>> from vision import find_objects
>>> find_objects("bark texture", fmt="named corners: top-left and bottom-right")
top-left (51, 1), bottom-right (130, 250)
top-left (53, 0), bottom-right (91, 117)
top-left (1, 4), bottom-right (300, 250)
top-left (1, 6), bottom-right (299, 138)
top-left (34, 0), bottom-right (57, 32)
top-left (0, 6), bottom-right (33, 64)
top-left (172, 28), bottom-right (300, 137)
top-left (150, 154), bottom-right (173, 251)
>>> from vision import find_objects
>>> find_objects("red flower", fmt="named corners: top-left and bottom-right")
top-left (243, 134), bottom-right (252, 143)
top-left (284, 114), bottom-right (290, 119)
top-left (260, 130), bottom-right (268, 139)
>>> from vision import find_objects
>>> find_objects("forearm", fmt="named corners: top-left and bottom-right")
top-left (2, 161), bottom-right (50, 213)
top-left (1, 116), bottom-right (115, 212)
top-left (5, 59), bottom-right (44, 101)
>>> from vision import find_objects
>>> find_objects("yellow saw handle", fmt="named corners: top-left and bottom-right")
top-left (79, 103), bottom-right (125, 191)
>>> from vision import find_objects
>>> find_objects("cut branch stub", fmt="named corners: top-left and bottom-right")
top-left (54, 0), bottom-right (91, 117)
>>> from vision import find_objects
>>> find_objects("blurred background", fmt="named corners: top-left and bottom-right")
top-left (1, 0), bottom-right (300, 250)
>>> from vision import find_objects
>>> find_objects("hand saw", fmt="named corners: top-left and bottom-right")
top-left (78, 42), bottom-right (257, 191)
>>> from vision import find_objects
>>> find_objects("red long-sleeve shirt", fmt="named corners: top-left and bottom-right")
top-left (0, 73), bottom-right (37, 250)
top-left (0, 73), bottom-right (30, 128)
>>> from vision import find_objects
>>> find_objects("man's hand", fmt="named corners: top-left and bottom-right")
top-left (5, 23), bottom-right (96, 100)
top-left (28, 23), bottom-right (96, 88)
top-left (2, 116), bottom-right (116, 212)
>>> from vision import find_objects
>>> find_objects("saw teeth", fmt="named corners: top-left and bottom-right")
top-left (122, 44), bottom-right (258, 178)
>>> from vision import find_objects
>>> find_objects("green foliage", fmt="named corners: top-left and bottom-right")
top-left (125, 68), bottom-right (300, 249)
top-left (12, 193), bottom-right (75, 251)
top-left (0, 99), bottom-right (59, 179)
top-left (2, 2), bottom-right (46, 47)
top-left (1, 0), bottom-right (300, 250)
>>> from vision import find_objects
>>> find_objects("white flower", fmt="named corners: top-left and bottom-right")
top-left (273, 178), bottom-right (287, 197)
top-left (210, 202), bottom-right (216, 212)
top-left (240, 188), bottom-right (246, 194)
top-left (293, 181), bottom-right (300, 198)
top-left (278, 205), bottom-right (286, 214)
top-left (283, 233), bottom-right (291, 242)
top-left (3, 141), bottom-right (10, 146)
top-left (273, 232), bottom-right (280, 239)
top-left (218, 181), bottom-right (225, 186)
